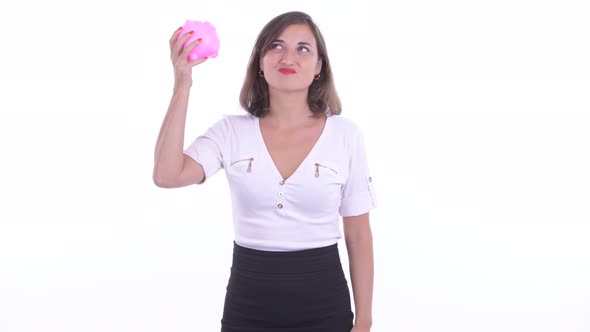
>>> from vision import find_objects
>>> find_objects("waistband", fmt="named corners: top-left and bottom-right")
top-left (231, 241), bottom-right (342, 274)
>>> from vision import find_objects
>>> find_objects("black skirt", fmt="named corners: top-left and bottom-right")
top-left (221, 242), bottom-right (354, 332)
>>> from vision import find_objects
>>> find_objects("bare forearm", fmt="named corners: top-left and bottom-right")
top-left (346, 228), bottom-right (374, 328)
top-left (153, 83), bottom-right (191, 181)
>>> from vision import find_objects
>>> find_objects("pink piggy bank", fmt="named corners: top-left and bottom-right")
top-left (178, 20), bottom-right (220, 60)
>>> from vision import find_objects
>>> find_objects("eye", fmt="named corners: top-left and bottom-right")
top-left (298, 46), bottom-right (310, 53)
top-left (270, 42), bottom-right (283, 49)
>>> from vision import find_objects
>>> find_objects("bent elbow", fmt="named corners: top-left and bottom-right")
top-left (152, 171), bottom-right (175, 188)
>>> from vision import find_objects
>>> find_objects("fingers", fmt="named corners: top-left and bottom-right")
top-left (169, 27), bottom-right (190, 55)
top-left (179, 38), bottom-right (202, 61)
top-left (171, 31), bottom-right (195, 58)
top-left (188, 56), bottom-right (208, 67)
top-left (169, 27), bottom-right (208, 72)
top-left (168, 26), bottom-right (183, 46)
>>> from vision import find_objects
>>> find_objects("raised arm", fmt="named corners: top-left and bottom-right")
top-left (153, 28), bottom-right (208, 188)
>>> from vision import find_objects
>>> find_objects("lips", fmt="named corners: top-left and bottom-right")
top-left (278, 68), bottom-right (296, 74)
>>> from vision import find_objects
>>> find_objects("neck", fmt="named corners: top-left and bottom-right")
top-left (267, 90), bottom-right (316, 128)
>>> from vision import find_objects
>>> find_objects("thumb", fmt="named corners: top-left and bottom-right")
top-left (189, 56), bottom-right (208, 67)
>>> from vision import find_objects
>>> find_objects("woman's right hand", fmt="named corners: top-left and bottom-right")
top-left (169, 27), bottom-right (208, 87)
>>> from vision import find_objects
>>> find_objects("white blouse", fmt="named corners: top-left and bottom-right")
top-left (183, 113), bottom-right (376, 251)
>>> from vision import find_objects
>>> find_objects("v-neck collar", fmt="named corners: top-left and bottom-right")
top-left (255, 115), bottom-right (331, 183)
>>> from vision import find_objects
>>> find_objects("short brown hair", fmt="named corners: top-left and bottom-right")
top-left (239, 11), bottom-right (341, 118)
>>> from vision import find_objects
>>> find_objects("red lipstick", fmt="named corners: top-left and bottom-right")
top-left (279, 68), bottom-right (296, 74)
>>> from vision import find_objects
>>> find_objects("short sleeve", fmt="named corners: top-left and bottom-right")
top-left (339, 126), bottom-right (377, 217)
top-left (183, 117), bottom-right (231, 182)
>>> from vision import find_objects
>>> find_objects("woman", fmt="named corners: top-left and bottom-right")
top-left (153, 11), bottom-right (376, 332)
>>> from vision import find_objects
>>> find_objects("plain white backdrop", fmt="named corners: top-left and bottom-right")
top-left (0, 0), bottom-right (589, 331)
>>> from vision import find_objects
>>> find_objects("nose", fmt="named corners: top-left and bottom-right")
top-left (279, 48), bottom-right (297, 65)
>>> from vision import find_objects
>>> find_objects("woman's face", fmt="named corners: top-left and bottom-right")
top-left (259, 23), bottom-right (322, 93)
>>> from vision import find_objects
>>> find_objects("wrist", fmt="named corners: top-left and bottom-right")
top-left (173, 81), bottom-right (192, 93)
top-left (173, 72), bottom-right (193, 89)
top-left (354, 317), bottom-right (372, 328)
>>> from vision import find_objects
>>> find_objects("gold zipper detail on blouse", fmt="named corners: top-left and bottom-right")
top-left (231, 158), bottom-right (254, 173)
top-left (315, 163), bottom-right (338, 177)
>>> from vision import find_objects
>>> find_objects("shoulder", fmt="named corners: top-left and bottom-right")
top-left (327, 114), bottom-right (364, 137)
top-left (208, 113), bottom-right (256, 134)
top-left (326, 115), bottom-right (369, 156)
top-left (221, 113), bottom-right (256, 124)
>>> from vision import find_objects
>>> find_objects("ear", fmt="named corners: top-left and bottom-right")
top-left (315, 58), bottom-right (322, 75)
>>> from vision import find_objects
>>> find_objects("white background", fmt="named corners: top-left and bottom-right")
top-left (1, 0), bottom-right (589, 331)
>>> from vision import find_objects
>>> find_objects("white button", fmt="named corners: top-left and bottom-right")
top-left (279, 192), bottom-right (283, 196)
top-left (279, 180), bottom-right (285, 185)
top-left (277, 203), bottom-right (283, 209)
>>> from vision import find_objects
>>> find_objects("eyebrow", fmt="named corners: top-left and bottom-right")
top-left (273, 39), bottom-right (313, 47)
